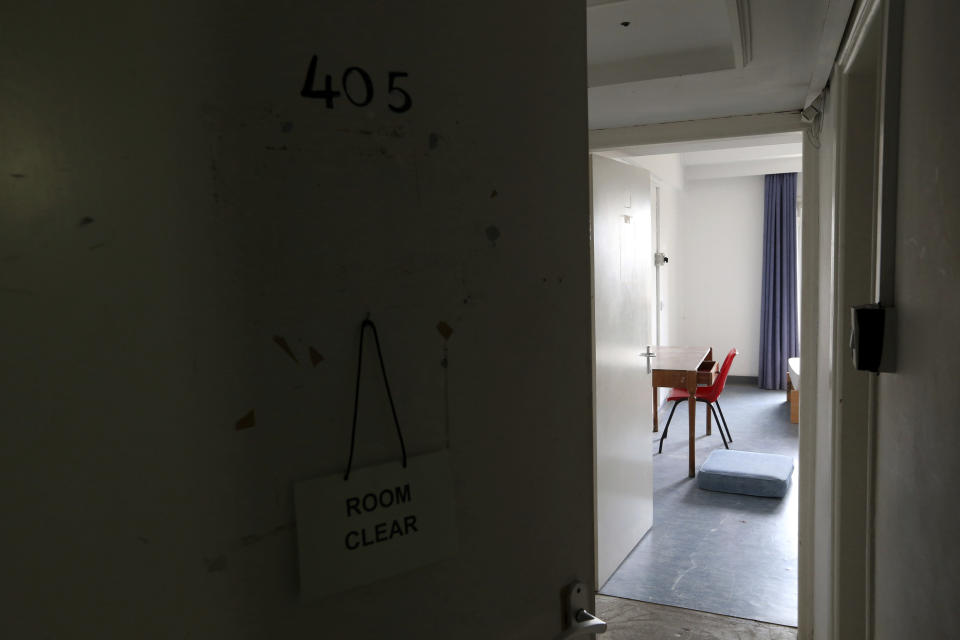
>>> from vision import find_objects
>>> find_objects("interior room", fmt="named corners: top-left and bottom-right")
top-left (592, 135), bottom-right (803, 628)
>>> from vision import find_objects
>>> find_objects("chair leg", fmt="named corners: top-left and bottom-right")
top-left (709, 403), bottom-right (729, 449)
top-left (658, 400), bottom-right (682, 453)
top-left (715, 399), bottom-right (733, 443)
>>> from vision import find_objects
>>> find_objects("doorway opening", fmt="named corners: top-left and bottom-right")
top-left (592, 131), bottom-right (805, 629)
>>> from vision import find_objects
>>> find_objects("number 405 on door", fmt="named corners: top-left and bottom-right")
top-left (300, 56), bottom-right (412, 114)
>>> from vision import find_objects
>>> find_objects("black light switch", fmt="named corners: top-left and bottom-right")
top-left (850, 304), bottom-right (887, 372)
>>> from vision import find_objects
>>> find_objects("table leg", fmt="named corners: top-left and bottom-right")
top-left (706, 401), bottom-right (711, 435)
top-left (653, 387), bottom-right (659, 432)
top-left (688, 393), bottom-right (696, 477)
top-left (688, 374), bottom-right (697, 478)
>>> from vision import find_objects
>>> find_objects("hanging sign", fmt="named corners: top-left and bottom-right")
top-left (295, 449), bottom-right (457, 600)
top-left (294, 318), bottom-right (457, 600)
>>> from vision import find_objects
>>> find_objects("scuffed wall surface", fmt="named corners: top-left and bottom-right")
top-left (873, 3), bottom-right (960, 637)
top-left (0, 2), bottom-right (592, 637)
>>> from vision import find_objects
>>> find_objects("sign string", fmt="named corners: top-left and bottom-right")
top-left (344, 317), bottom-right (408, 481)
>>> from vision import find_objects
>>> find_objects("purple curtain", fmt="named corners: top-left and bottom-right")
top-left (759, 173), bottom-right (799, 390)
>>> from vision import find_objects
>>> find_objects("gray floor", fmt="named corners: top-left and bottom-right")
top-left (599, 382), bottom-right (799, 627)
top-left (597, 595), bottom-right (797, 639)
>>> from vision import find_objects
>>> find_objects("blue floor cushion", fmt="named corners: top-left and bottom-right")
top-left (698, 449), bottom-right (794, 498)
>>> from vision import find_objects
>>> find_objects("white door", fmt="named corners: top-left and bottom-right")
top-left (591, 155), bottom-right (656, 586)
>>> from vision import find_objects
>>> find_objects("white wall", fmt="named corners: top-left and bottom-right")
top-left (616, 153), bottom-right (684, 397)
top-left (0, 2), bottom-right (595, 638)
top-left (665, 176), bottom-right (766, 377)
top-left (656, 177), bottom-right (681, 351)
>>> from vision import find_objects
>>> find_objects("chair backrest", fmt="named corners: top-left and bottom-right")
top-left (702, 348), bottom-right (738, 401)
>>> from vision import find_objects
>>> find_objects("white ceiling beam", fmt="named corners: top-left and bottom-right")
top-left (726, 0), bottom-right (753, 68)
top-left (681, 142), bottom-right (803, 165)
top-left (685, 157), bottom-right (803, 181)
top-left (588, 46), bottom-right (735, 88)
top-left (589, 111), bottom-right (806, 152)
top-left (586, 0), bottom-right (631, 8)
top-left (604, 133), bottom-right (802, 158)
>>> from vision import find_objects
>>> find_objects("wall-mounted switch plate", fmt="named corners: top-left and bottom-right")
top-left (850, 304), bottom-right (896, 372)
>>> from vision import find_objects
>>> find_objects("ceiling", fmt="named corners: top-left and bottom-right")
top-left (587, 0), bottom-right (854, 130)
top-left (598, 132), bottom-right (803, 182)
top-left (681, 140), bottom-right (801, 166)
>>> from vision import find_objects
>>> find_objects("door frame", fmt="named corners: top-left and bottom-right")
top-left (590, 111), bottom-right (815, 630)
top-left (587, 2), bottom-right (902, 635)
top-left (828, 1), bottom-right (903, 638)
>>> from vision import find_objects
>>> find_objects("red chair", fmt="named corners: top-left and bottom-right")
top-left (658, 348), bottom-right (738, 453)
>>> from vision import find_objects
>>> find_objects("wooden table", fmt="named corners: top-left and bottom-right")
top-left (650, 346), bottom-right (718, 477)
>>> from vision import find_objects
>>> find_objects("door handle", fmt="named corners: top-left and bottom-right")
top-left (556, 609), bottom-right (607, 639)
top-left (556, 581), bottom-right (607, 639)
top-left (640, 346), bottom-right (656, 374)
